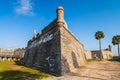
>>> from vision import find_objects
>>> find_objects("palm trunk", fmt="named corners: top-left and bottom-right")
top-left (99, 39), bottom-right (102, 60)
top-left (99, 39), bottom-right (101, 51)
top-left (118, 44), bottom-right (120, 56)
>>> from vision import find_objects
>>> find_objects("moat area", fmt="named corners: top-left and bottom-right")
top-left (42, 60), bottom-right (120, 80)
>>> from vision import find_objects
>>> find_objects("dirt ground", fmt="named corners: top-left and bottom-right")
top-left (41, 60), bottom-right (120, 80)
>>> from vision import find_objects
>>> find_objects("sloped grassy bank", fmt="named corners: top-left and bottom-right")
top-left (0, 60), bottom-right (50, 80)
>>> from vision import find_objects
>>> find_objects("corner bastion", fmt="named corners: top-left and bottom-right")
top-left (22, 6), bottom-right (114, 76)
top-left (22, 6), bottom-right (86, 76)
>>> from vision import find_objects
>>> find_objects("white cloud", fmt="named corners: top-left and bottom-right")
top-left (15, 0), bottom-right (34, 15)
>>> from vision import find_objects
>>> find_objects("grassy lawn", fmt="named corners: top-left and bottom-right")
top-left (0, 60), bottom-right (50, 80)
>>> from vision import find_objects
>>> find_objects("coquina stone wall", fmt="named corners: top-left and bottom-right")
top-left (0, 48), bottom-right (25, 60)
top-left (85, 50), bottom-right (114, 60)
top-left (23, 24), bottom-right (61, 76)
top-left (22, 6), bottom-right (86, 76)
top-left (22, 6), bottom-right (114, 76)
top-left (60, 25), bottom-right (86, 74)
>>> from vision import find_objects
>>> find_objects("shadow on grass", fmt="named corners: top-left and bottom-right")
top-left (0, 70), bottom-right (41, 80)
top-left (108, 56), bottom-right (120, 62)
top-left (108, 59), bottom-right (120, 62)
top-left (14, 60), bottom-right (50, 77)
top-left (14, 60), bottom-right (25, 66)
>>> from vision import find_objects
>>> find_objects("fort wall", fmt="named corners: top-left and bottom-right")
top-left (22, 6), bottom-right (114, 76)
top-left (22, 25), bottom-right (62, 76)
top-left (22, 6), bottom-right (86, 76)
top-left (85, 50), bottom-right (114, 60)
top-left (0, 48), bottom-right (25, 60)
top-left (60, 25), bottom-right (86, 74)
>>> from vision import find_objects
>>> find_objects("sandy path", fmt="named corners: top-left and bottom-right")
top-left (41, 60), bottom-right (120, 80)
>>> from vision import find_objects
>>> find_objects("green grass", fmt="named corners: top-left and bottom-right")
top-left (0, 60), bottom-right (50, 80)
top-left (87, 58), bottom-right (100, 62)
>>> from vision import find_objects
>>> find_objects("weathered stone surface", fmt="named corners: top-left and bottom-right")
top-left (23, 25), bottom-right (62, 76)
top-left (0, 48), bottom-right (25, 59)
top-left (22, 6), bottom-right (86, 76)
top-left (59, 26), bottom-right (86, 75)
top-left (85, 50), bottom-right (114, 60)
top-left (22, 6), bottom-right (114, 76)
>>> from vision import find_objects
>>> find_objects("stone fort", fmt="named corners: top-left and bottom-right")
top-left (22, 6), bottom-right (114, 76)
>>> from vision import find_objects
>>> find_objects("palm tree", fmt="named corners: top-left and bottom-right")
top-left (95, 31), bottom-right (105, 60)
top-left (112, 35), bottom-right (120, 56)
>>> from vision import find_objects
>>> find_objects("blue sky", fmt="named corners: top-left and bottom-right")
top-left (0, 0), bottom-right (120, 55)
